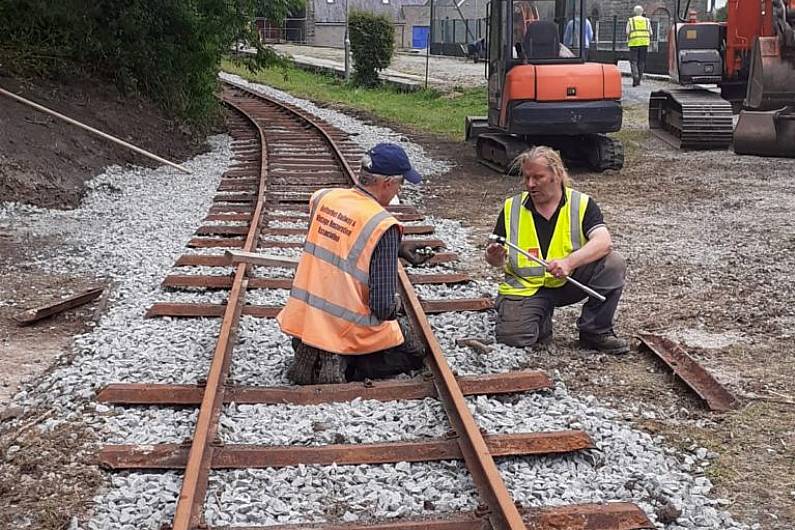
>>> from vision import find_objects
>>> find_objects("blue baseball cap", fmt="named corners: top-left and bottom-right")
top-left (364, 143), bottom-right (422, 184)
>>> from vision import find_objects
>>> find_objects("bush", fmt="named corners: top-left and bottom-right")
top-left (0, 0), bottom-right (293, 127)
top-left (349, 11), bottom-right (394, 87)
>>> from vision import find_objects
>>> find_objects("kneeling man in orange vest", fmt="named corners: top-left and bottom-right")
top-left (277, 143), bottom-right (430, 384)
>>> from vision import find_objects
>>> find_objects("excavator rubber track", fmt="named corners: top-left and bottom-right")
top-left (649, 88), bottom-right (734, 149)
top-left (476, 133), bottom-right (624, 173)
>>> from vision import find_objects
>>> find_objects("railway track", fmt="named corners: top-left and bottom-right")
top-left (96, 80), bottom-right (653, 530)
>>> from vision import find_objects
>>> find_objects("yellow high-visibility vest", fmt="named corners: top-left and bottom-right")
top-left (628, 16), bottom-right (651, 47)
top-left (498, 188), bottom-right (589, 297)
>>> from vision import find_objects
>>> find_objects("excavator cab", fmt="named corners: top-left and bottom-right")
top-left (467, 0), bottom-right (625, 172)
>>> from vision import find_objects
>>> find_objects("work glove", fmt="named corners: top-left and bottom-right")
top-left (399, 241), bottom-right (434, 266)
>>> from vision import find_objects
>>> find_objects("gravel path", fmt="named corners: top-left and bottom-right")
top-left (0, 84), bottom-right (756, 530)
top-left (270, 43), bottom-right (676, 106)
top-left (273, 43), bottom-right (486, 89)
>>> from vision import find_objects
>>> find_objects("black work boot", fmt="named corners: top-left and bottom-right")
top-left (579, 332), bottom-right (629, 355)
top-left (316, 352), bottom-right (349, 384)
top-left (537, 314), bottom-right (554, 345)
top-left (287, 342), bottom-right (320, 385)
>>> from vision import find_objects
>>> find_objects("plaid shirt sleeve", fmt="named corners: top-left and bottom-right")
top-left (369, 224), bottom-right (401, 321)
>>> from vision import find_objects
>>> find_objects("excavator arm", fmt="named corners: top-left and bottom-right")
top-left (734, 0), bottom-right (795, 156)
top-left (649, 0), bottom-right (795, 157)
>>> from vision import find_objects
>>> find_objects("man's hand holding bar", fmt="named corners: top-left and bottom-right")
top-left (488, 234), bottom-right (606, 302)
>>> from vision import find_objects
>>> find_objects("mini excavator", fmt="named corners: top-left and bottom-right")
top-left (466, 0), bottom-right (624, 172)
top-left (649, 0), bottom-right (795, 156)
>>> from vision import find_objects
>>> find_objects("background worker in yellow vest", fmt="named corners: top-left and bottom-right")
top-left (277, 143), bottom-right (431, 385)
top-left (626, 5), bottom-right (652, 87)
top-left (484, 146), bottom-right (629, 354)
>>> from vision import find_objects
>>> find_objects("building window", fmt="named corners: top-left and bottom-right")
top-left (651, 7), bottom-right (672, 42)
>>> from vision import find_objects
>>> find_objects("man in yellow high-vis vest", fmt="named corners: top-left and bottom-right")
top-left (484, 146), bottom-right (629, 354)
top-left (626, 5), bottom-right (652, 86)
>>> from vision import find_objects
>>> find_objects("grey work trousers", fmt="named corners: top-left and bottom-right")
top-left (495, 251), bottom-right (626, 348)
top-left (629, 46), bottom-right (648, 84)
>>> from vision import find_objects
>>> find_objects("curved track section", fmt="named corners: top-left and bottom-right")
top-left (96, 81), bottom-right (653, 530)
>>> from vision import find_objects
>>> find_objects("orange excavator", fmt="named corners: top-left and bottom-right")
top-left (649, 0), bottom-right (795, 156)
top-left (465, 0), bottom-right (625, 172)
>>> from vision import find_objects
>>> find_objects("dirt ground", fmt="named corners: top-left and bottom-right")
top-left (0, 234), bottom-right (106, 402)
top-left (0, 233), bottom-right (108, 529)
top-left (404, 113), bottom-right (795, 528)
top-left (0, 73), bottom-right (208, 529)
top-left (0, 71), bottom-right (209, 402)
top-left (0, 73), bottom-right (205, 208)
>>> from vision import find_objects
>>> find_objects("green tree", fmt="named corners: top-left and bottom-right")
top-left (348, 11), bottom-right (395, 87)
top-left (714, 5), bottom-right (728, 21)
top-left (257, 0), bottom-right (305, 24)
top-left (0, 0), bottom-right (301, 127)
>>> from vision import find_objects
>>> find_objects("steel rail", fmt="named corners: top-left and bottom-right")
top-left (221, 81), bottom-right (528, 530)
top-left (171, 90), bottom-right (268, 530)
top-left (398, 267), bottom-right (525, 530)
top-left (222, 80), bottom-right (362, 186)
top-left (147, 81), bottom-right (652, 530)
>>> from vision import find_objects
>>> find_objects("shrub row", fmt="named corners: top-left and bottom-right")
top-left (0, 0), bottom-right (288, 127)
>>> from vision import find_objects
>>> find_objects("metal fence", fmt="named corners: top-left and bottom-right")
top-left (257, 18), bottom-right (308, 44)
top-left (432, 18), bottom-right (487, 44)
top-left (588, 15), bottom-right (668, 74)
top-left (425, 13), bottom-right (665, 60)
top-left (593, 17), bottom-right (664, 52)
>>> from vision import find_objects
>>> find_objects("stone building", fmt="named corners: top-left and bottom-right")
top-left (302, 0), bottom-right (426, 49)
top-left (588, 0), bottom-right (709, 50)
top-left (290, 0), bottom-right (710, 51)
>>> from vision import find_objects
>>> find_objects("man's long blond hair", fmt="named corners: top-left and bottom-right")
top-left (511, 146), bottom-right (571, 187)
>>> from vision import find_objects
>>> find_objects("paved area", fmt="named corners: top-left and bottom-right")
top-left (272, 44), bottom-right (673, 104)
top-left (273, 44), bottom-right (488, 89)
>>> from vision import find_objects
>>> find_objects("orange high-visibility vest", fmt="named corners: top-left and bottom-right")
top-left (276, 187), bottom-right (404, 355)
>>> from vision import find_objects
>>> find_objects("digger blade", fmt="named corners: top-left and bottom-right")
top-left (734, 108), bottom-right (795, 158)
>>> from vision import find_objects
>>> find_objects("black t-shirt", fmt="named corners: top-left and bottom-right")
top-left (493, 191), bottom-right (605, 257)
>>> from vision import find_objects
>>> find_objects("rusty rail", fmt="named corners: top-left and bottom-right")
top-left (170, 91), bottom-right (269, 530)
top-left (398, 267), bottom-right (526, 529)
top-left (637, 333), bottom-right (737, 412)
top-left (97, 80), bottom-right (652, 530)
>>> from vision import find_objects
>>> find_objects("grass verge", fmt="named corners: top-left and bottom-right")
top-left (221, 58), bottom-right (486, 139)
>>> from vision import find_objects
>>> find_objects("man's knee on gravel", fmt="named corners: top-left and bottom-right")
top-left (485, 146), bottom-right (629, 355)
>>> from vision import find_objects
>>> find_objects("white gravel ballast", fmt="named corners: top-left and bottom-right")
top-left (0, 90), bottom-right (754, 530)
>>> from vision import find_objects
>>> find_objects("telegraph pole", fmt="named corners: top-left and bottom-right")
top-left (344, 0), bottom-right (351, 81)
top-left (425, 0), bottom-right (434, 88)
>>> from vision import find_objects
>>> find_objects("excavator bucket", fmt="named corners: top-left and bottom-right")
top-left (734, 107), bottom-right (795, 157)
top-left (733, 36), bottom-right (795, 157)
